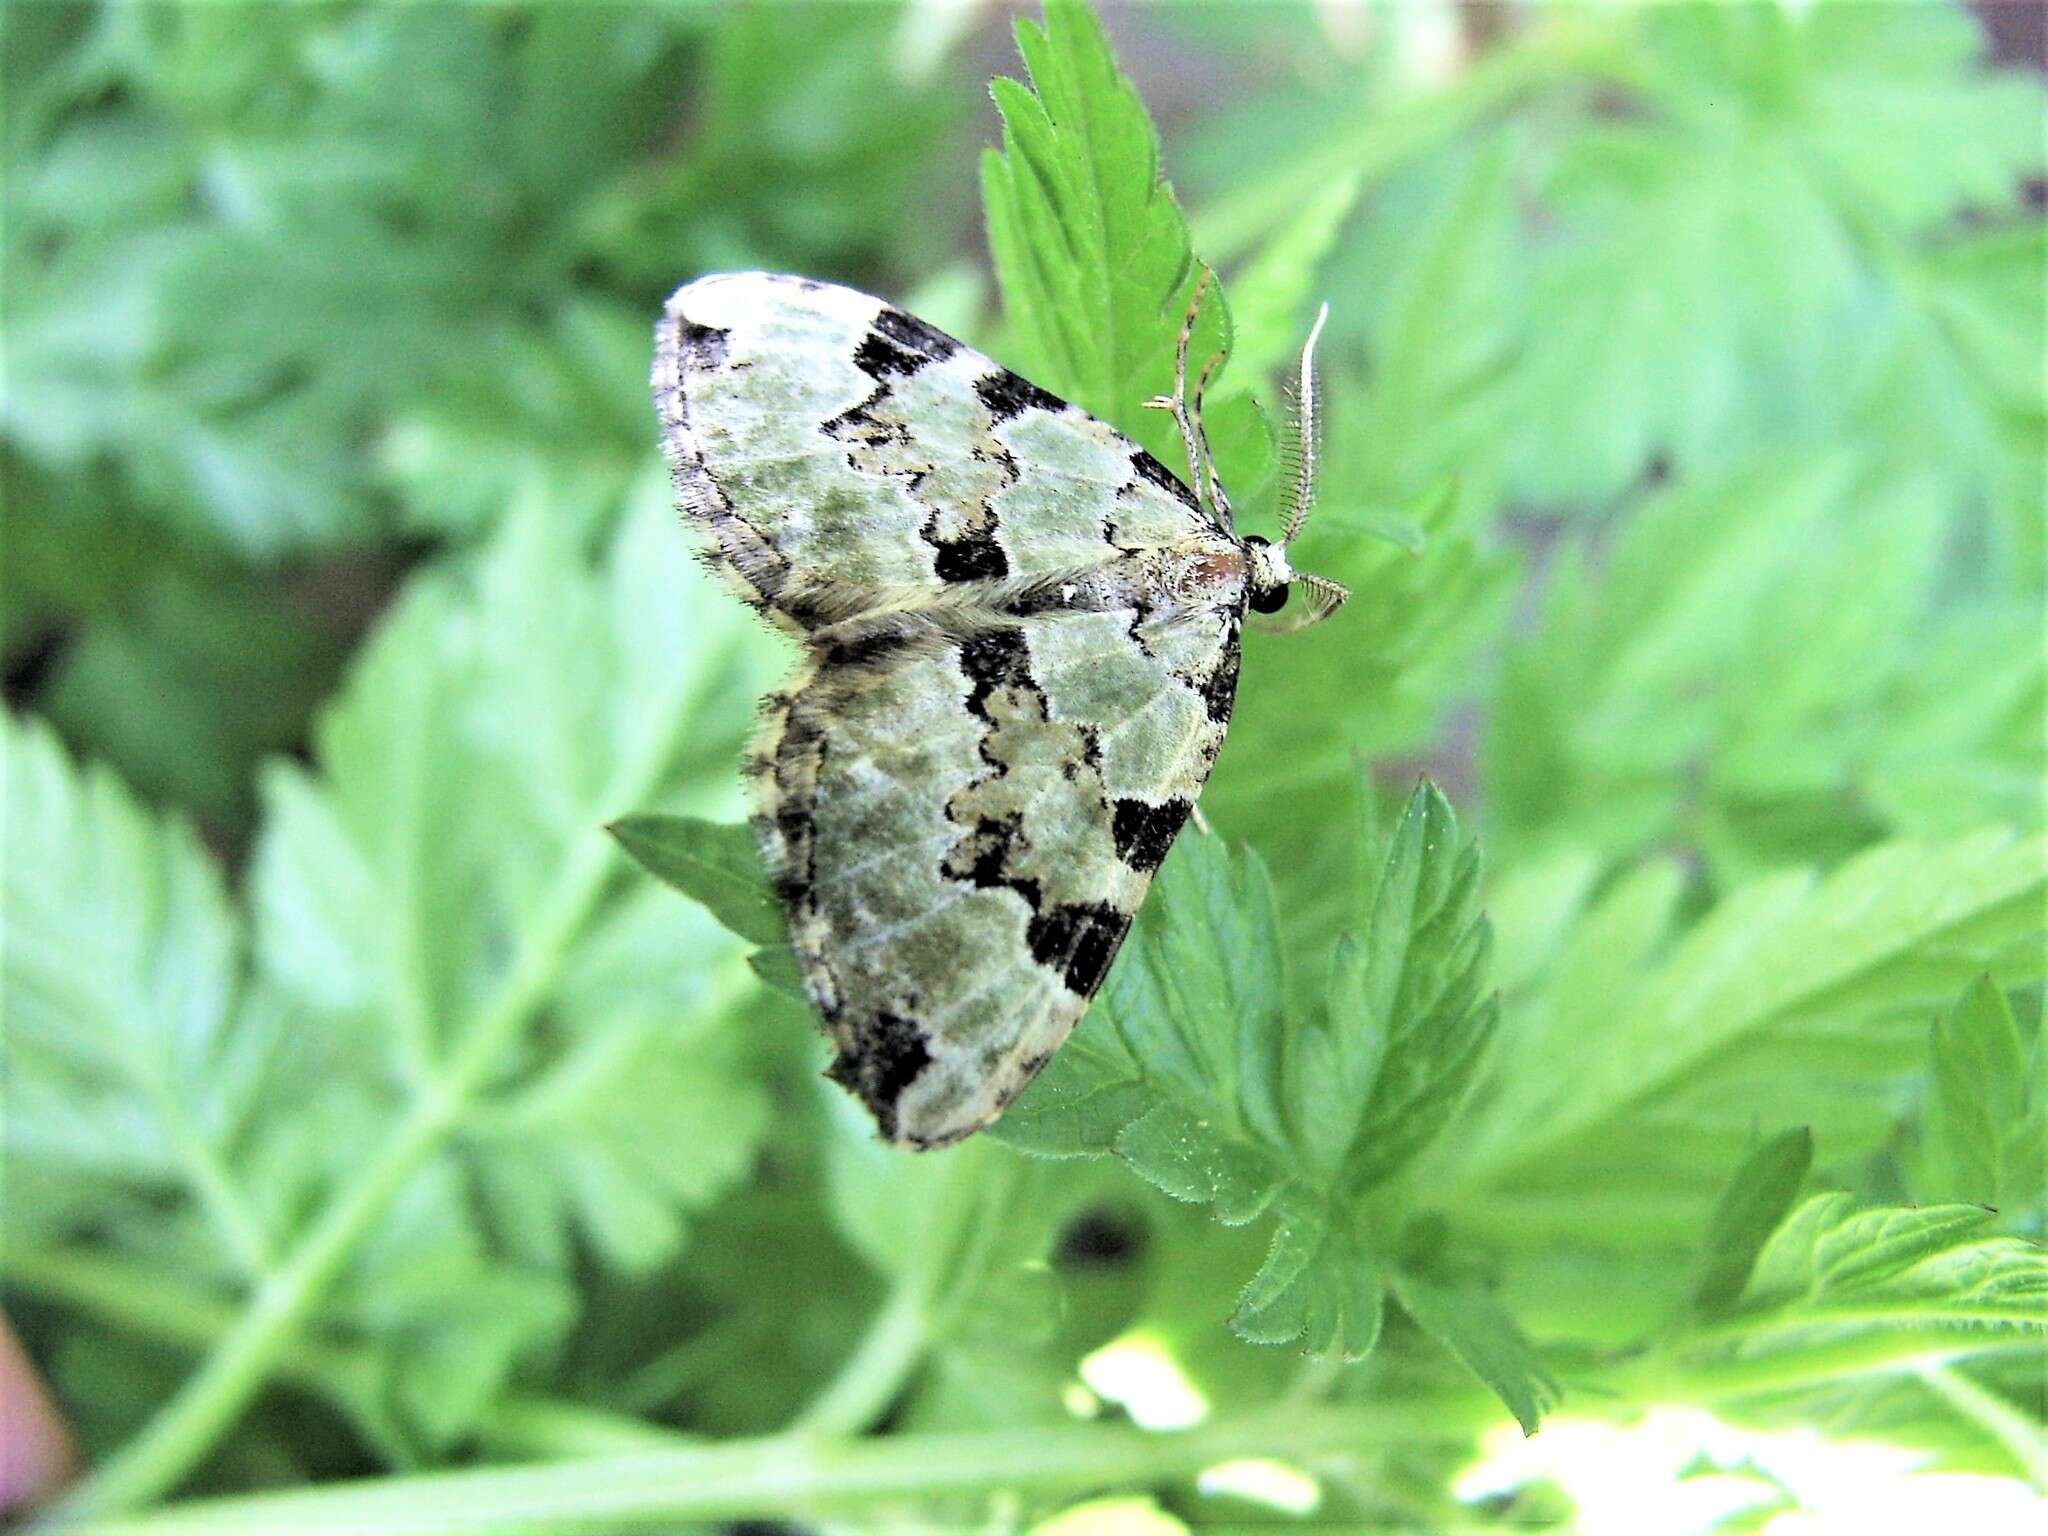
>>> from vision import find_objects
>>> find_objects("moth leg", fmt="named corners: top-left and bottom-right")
top-left (1190, 801), bottom-right (1213, 837)
top-left (1143, 266), bottom-right (1229, 531)
top-left (1190, 347), bottom-right (1232, 530)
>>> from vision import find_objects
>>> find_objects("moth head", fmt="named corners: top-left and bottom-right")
top-left (1244, 534), bottom-right (1349, 628)
top-left (1243, 535), bottom-right (1295, 613)
top-left (1253, 302), bottom-right (1349, 632)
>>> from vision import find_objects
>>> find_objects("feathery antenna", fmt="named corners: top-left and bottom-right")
top-left (1277, 302), bottom-right (1329, 546)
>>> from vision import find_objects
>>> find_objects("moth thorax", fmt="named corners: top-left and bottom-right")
top-left (1243, 535), bottom-right (1295, 615)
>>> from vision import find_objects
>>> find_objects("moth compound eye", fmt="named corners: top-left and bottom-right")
top-left (1250, 583), bottom-right (1290, 614)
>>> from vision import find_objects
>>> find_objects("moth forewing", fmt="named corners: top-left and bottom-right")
top-left (653, 272), bottom-right (1349, 1145)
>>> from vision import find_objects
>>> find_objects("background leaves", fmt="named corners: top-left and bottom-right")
top-left (3, 2), bottom-right (2043, 1532)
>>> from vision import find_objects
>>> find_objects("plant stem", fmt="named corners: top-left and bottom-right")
top-left (2, 1244), bottom-right (690, 1471)
top-left (478, 1402), bottom-right (700, 1462)
top-left (1916, 1364), bottom-right (2048, 1490)
top-left (40, 1096), bottom-right (457, 1518)
top-left (144, 1084), bottom-right (272, 1280)
top-left (1, 1249), bottom-right (252, 1365)
top-left (54, 1397), bottom-right (1489, 1536)
top-left (791, 1279), bottom-right (928, 1437)
top-left (787, 1137), bottom-right (1028, 1438)
top-left (1623, 1328), bottom-right (2047, 1407)
top-left (46, 674), bottom-right (699, 1519)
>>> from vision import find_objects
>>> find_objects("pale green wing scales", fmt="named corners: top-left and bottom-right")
top-left (656, 271), bottom-right (1252, 1146)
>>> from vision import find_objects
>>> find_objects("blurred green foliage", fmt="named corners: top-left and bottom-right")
top-left (2, 2), bottom-right (2044, 1532)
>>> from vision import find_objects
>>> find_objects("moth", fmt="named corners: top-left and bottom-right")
top-left (653, 271), bottom-right (1345, 1148)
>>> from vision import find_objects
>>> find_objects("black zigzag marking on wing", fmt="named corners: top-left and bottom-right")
top-left (1025, 901), bottom-right (1131, 997)
top-left (823, 392), bottom-right (910, 447)
top-left (854, 301), bottom-right (962, 383)
top-left (1128, 447), bottom-right (1202, 513)
top-left (927, 443), bottom-right (1019, 582)
top-left (1110, 797), bottom-right (1190, 875)
top-left (1199, 627), bottom-right (1242, 727)
top-left (826, 1010), bottom-right (933, 1142)
top-left (853, 330), bottom-right (927, 380)
top-left (838, 311), bottom-right (1011, 586)
top-left (930, 526), bottom-right (1009, 580)
top-left (943, 629), bottom-right (1141, 1001)
top-left (677, 318), bottom-right (730, 370)
top-left (872, 305), bottom-right (961, 364)
top-left (976, 368), bottom-right (1068, 423)
top-left (941, 626), bottom-right (1046, 907)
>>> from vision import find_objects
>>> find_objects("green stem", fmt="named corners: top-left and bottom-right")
top-left (48, 684), bottom-right (697, 1519)
top-left (144, 1084), bottom-right (272, 1280)
top-left (1916, 1364), bottom-right (2048, 1490)
top-left (2, 1245), bottom-right (686, 1471)
top-left (791, 1279), bottom-right (929, 1438)
top-left (1, 1249), bottom-right (249, 1363)
top-left (40, 1097), bottom-right (458, 1519)
top-left (788, 1141), bottom-right (1029, 1437)
top-left (1625, 1328), bottom-right (2047, 1406)
top-left (478, 1401), bottom-right (701, 1462)
top-left (613, 1313), bottom-right (783, 1415)
top-left (52, 1398), bottom-right (1489, 1536)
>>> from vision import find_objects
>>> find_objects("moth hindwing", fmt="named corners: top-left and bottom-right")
top-left (653, 271), bottom-right (1342, 1147)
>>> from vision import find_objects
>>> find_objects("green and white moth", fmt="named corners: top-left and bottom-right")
top-left (654, 272), bottom-right (1343, 1148)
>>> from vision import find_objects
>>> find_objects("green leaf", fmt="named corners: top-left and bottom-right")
top-left (252, 488), bottom-right (764, 1048)
top-left (250, 490), bottom-right (775, 1266)
top-left (610, 815), bottom-right (787, 948)
top-left (994, 828), bottom-right (1286, 1175)
top-left (1339, 139), bottom-right (1521, 513)
top-left (981, 0), bottom-right (1264, 486)
top-left (0, 711), bottom-right (586, 1464)
top-left (1667, 1194), bottom-right (2048, 1396)
top-left (1853, 223), bottom-right (2048, 586)
top-left (1435, 828), bottom-right (2047, 1257)
top-left (334, 1163), bottom-right (576, 1456)
top-left (1199, 144), bottom-right (1518, 966)
top-left (3, 4), bottom-right (957, 558)
top-left (1482, 446), bottom-right (2027, 885)
top-left (381, 302), bottom-right (653, 544)
top-left (0, 712), bottom-right (267, 1264)
top-left (1231, 1198), bottom-right (1383, 1360)
top-left (464, 1009), bottom-right (769, 1278)
top-left (0, 476), bottom-right (347, 833)
top-left (1222, 168), bottom-right (1363, 382)
top-left (1863, 598), bottom-right (2048, 843)
top-left (1389, 1268), bottom-right (1561, 1435)
top-left (1693, 1127), bottom-right (1815, 1317)
top-left (1340, 783), bottom-right (1498, 1191)
top-left (747, 942), bottom-right (808, 1001)
top-left (999, 782), bottom-right (1497, 1369)
top-left (1922, 976), bottom-right (2027, 1208)
top-left (1506, 4), bottom-right (2044, 505)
